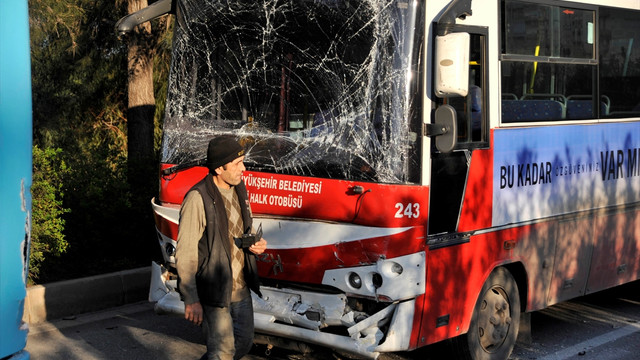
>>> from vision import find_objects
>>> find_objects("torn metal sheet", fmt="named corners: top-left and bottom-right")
top-left (149, 261), bottom-right (185, 315)
top-left (253, 286), bottom-right (347, 329)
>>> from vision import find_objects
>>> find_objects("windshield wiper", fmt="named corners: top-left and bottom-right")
top-left (161, 158), bottom-right (206, 176)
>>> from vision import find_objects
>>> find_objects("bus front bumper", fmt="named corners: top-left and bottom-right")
top-left (149, 262), bottom-right (416, 359)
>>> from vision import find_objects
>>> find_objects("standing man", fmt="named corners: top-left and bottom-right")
top-left (176, 136), bottom-right (267, 360)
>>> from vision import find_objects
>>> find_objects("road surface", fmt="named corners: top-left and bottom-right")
top-left (26, 280), bottom-right (640, 359)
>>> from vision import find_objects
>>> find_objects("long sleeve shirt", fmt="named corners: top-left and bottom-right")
top-left (175, 190), bottom-right (206, 305)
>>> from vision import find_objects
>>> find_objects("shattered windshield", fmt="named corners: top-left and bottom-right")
top-left (161, 0), bottom-right (424, 184)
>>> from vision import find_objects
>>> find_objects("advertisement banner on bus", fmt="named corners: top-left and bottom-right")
top-left (493, 122), bottom-right (640, 226)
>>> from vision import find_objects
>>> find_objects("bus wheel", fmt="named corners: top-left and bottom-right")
top-left (455, 267), bottom-right (521, 360)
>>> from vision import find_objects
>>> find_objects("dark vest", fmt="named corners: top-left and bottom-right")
top-left (192, 174), bottom-right (262, 307)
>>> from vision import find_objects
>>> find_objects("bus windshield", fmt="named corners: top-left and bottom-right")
top-left (161, 0), bottom-right (424, 184)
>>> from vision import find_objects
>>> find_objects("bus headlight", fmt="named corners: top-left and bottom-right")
top-left (392, 262), bottom-right (403, 275)
top-left (348, 272), bottom-right (362, 289)
top-left (165, 243), bottom-right (176, 257)
top-left (380, 261), bottom-right (404, 277)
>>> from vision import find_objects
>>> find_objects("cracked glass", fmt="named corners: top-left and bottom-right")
top-left (161, 0), bottom-right (424, 184)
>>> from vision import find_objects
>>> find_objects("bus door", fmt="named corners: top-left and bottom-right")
top-left (429, 29), bottom-right (488, 235)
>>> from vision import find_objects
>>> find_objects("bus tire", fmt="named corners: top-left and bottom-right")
top-left (454, 267), bottom-right (521, 360)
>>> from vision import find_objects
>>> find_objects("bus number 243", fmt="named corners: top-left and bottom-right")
top-left (394, 203), bottom-right (420, 219)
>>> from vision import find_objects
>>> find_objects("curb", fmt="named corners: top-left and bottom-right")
top-left (23, 266), bottom-right (151, 324)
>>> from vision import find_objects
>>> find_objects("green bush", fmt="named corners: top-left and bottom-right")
top-left (30, 145), bottom-right (70, 284)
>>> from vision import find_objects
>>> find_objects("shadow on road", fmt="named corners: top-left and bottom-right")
top-left (26, 280), bottom-right (639, 360)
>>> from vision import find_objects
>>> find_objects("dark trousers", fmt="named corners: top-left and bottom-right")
top-left (200, 296), bottom-right (254, 360)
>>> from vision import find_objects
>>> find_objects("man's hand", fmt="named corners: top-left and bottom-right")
top-left (249, 238), bottom-right (267, 255)
top-left (185, 302), bottom-right (203, 326)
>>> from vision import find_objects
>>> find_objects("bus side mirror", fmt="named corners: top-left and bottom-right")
top-left (425, 105), bottom-right (458, 153)
top-left (434, 32), bottom-right (470, 97)
top-left (115, 0), bottom-right (173, 37)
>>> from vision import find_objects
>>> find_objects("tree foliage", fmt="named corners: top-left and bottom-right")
top-left (30, 146), bottom-right (70, 284)
top-left (29, 0), bottom-right (171, 283)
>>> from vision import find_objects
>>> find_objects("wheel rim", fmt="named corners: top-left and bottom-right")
top-left (476, 286), bottom-right (512, 353)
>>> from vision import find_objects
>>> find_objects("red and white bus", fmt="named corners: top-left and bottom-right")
top-left (120, 0), bottom-right (640, 358)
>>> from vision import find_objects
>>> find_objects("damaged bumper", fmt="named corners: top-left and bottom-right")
top-left (149, 258), bottom-right (420, 359)
top-left (253, 289), bottom-right (416, 359)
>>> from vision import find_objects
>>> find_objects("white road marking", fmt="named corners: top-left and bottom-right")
top-left (536, 322), bottom-right (640, 360)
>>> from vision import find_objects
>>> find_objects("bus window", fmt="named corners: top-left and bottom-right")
top-left (599, 7), bottom-right (640, 117)
top-left (500, 0), bottom-right (597, 123)
top-left (437, 32), bottom-right (487, 145)
top-left (503, 1), bottom-right (595, 59)
top-left (501, 62), bottom-right (595, 122)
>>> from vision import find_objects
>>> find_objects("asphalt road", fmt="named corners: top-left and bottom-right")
top-left (510, 280), bottom-right (640, 360)
top-left (26, 280), bottom-right (640, 360)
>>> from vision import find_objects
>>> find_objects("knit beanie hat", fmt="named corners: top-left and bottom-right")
top-left (206, 137), bottom-right (245, 172)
